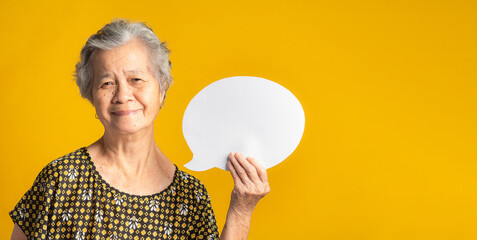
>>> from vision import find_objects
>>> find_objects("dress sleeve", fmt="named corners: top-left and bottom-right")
top-left (9, 161), bottom-right (57, 239)
top-left (192, 183), bottom-right (220, 240)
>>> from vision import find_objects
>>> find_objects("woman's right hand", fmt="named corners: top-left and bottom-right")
top-left (220, 152), bottom-right (270, 240)
top-left (227, 152), bottom-right (270, 215)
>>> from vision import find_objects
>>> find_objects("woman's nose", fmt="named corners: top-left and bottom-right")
top-left (112, 82), bottom-right (134, 103)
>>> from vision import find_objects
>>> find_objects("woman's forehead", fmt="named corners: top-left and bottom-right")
top-left (95, 43), bottom-right (148, 64)
top-left (92, 41), bottom-right (153, 77)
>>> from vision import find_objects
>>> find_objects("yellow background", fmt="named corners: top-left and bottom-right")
top-left (1, 0), bottom-right (476, 239)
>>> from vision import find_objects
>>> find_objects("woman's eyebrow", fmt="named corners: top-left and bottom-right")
top-left (98, 70), bottom-right (143, 80)
top-left (98, 73), bottom-right (112, 80)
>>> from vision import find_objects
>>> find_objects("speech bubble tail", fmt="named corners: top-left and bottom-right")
top-left (184, 158), bottom-right (213, 171)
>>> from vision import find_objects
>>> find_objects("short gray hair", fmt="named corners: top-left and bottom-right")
top-left (74, 18), bottom-right (172, 104)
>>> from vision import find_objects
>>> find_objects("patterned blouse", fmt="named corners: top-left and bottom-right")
top-left (9, 147), bottom-right (219, 240)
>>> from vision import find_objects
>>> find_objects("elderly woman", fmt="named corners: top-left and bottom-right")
top-left (10, 19), bottom-right (270, 240)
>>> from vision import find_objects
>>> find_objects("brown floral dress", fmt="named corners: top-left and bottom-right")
top-left (10, 147), bottom-right (219, 240)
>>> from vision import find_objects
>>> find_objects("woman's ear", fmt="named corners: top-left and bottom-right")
top-left (160, 90), bottom-right (166, 109)
top-left (158, 73), bottom-right (170, 109)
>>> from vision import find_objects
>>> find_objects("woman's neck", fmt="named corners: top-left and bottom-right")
top-left (101, 127), bottom-right (156, 162)
top-left (90, 126), bottom-right (166, 180)
top-left (86, 127), bottom-right (176, 195)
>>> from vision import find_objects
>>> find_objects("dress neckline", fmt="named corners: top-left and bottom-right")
top-left (80, 146), bottom-right (179, 200)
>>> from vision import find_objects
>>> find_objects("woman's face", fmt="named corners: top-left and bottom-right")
top-left (91, 38), bottom-right (163, 135)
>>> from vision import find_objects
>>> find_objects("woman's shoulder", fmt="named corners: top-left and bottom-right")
top-left (48, 147), bottom-right (90, 167)
top-left (176, 169), bottom-right (206, 188)
top-left (174, 169), bottom-right (211, 201)
top-left (37, 147), bottom-right (91, 182)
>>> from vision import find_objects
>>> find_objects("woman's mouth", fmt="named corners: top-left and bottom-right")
top-left (111, 109), bottom-right (140, 116)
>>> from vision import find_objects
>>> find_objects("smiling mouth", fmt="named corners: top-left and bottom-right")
top-left (111, 109), bottom-right (141, 116)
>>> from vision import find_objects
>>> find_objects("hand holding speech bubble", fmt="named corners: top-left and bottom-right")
top-left (183, 76), bottom-right (305, 171)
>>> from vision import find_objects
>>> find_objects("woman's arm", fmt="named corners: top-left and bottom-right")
top-left (11, 224), bottom-right (27, 240)
top-left (220, 152), bottom-right (270, 240)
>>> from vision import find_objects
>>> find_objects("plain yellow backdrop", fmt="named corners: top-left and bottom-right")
top-left (1, 0), bottom-right (476, 239)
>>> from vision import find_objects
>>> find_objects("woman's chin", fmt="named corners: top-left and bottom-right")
top-left (107, 123), bottom-right (149, 135)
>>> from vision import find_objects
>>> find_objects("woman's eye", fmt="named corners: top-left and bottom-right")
top-left (132, 78), bottom-right (142, 82)
top-left (100, 82), bottom-right (113, 88)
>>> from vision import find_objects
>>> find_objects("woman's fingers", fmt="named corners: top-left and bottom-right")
top-left (228, 152), bottom-right (270, 195)
top-left (231, 152), bottom-right (262, 185)
top-left (246, 156), bottom-right (269, 184)
top-left (227, 154), bottom-right (243, 186)
top-left (228, 152), bottom-right (249, 184)
top-left (227, 152), bottom-right (271, 214)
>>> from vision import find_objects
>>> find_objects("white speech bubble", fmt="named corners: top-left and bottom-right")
top-left (183, 76), bottom-right (305, 171)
